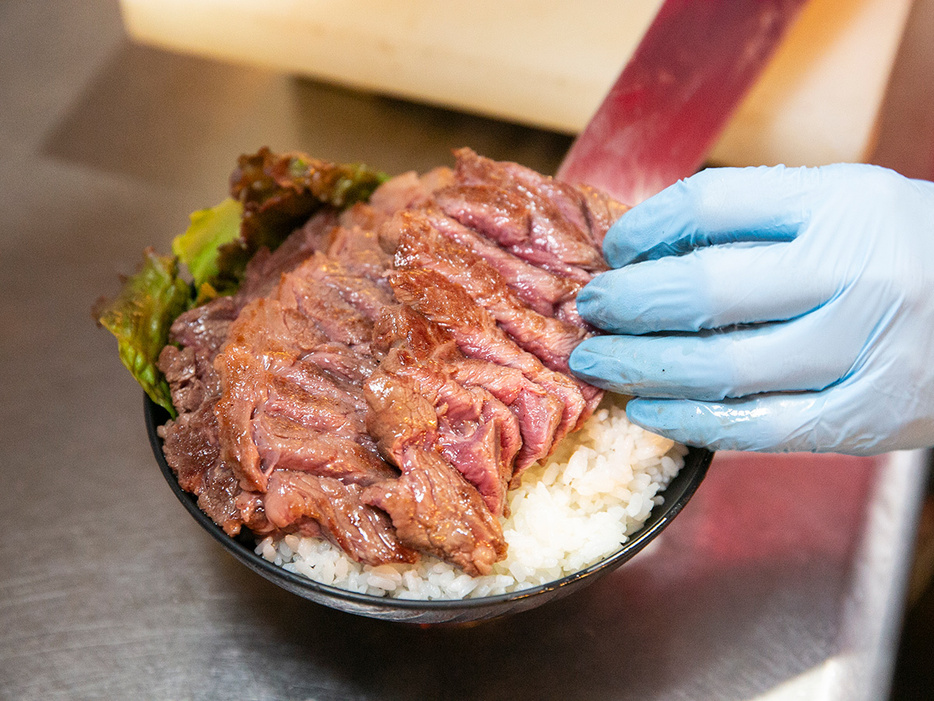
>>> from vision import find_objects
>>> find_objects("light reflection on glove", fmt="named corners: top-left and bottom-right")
top-left (569, 164), bottom-right (934, 454)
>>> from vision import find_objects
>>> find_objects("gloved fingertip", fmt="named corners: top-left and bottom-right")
top-left (568, 342), bottom-right (599, 375)
top-left (625, 397), bottom-right (664, 430)
top-left (627, 398), bottom-right (724, 447)
top-left (569, 341), bottom-right (635, 394)
top-left (625, 398), bottom-right (687, 442)
top-left (574, 275), bottom-right (614, 324)
top-left (574, 277), bottom-right (597, 307)
top-left (603, 212), bottom-right (648, 268)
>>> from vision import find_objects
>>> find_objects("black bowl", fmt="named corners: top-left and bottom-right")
top-left (146, 396), bottom-right (712, 624)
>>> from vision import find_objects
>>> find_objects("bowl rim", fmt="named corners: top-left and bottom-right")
top-left (146, 395), bottom-right (713, 610)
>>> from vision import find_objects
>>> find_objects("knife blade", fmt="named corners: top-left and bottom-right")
top-left (557, 0), bottom-right (810, 205)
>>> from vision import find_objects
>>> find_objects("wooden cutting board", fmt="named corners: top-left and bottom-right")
top-left (119, 0), bottom-right (912, 167)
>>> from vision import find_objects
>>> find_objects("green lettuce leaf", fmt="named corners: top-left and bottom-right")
top-left (218, 148), bottom-right (388, 287)
top-left (96, 249), bottom-right (192, 417)
top-left (171, 197), bottom-right (243, 290)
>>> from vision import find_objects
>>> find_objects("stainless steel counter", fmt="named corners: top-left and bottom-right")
top-left (1, 2), bottom-right (928, 699)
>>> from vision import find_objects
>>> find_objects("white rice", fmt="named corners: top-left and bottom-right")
top-left (255, 395), bottom-right (687, 600)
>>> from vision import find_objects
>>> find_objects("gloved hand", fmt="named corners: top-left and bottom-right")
top-left (569, 164), bottom-right (934, 454)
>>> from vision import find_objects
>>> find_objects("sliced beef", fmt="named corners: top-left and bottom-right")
top-left (373, 306), bottom-right (539, 476)
top-left (371, 302), bottom-right (459, 359)
top-left (264, 471), bottom-right (417, 566)
top-left (158, 401), bottom-right (252, 539)
top-left (436, 403), bottom-right (512, 516)
top-left (159, 400), bottom-right (219, 494)
top-left (158, 296), bottom-right (251, 535)
top-left (390, 212), bottom-right (605, 420)
top-left (253, 413), bottom-right (394, 484)
top-left (196, 461), bottom-right (249, 536)
top-left (418, 207), bottom-right (581, 318)
top-left (338, 201), bottom-right (387, 233)
top-left (367, 335), bottom-right (519, 516)
top-left (368, 167), bottom-right (454, 217)
top-left (302, 342), bottom-right (380, 386)
top-left (158, 389), bottom-right (252, 537)
top-left (292, 252), bottom-right (394, 324)
top-left (327, 225), bottom-right (392, 281)
top-left (167, 295), bottom-right (240, 360)
top-left (435, 183), bottom-right (531, 247)
top-left (393, 211), bottom-right (587, 373)
top-left (159, 345), bottom-right (213, 416)
top-left (364, 365), bottom-right (440, 460)
top-left (450, 359), bottom-right (563, 479)
top-left (262, 370), bottom-right (368, 439)
top-left (214, 344), bottom-right (269, 491)
top-left (555, 298), bottom-right (590, 330)
top-left (158, 149), bottom-right (617, 574)
top-left (238, 209), bottom-right (340, 300)
top-left (577, 183), bottom-right (630, 248)
top-left (452, 147), bottom-right (597, 250)
top-left (362, 447), bottom-right (506, 576)
top-left (274, 258), bottom-right (376, 349)
top-left (214, 282), bottom-right (394, 494)
top-left (390, 267), bottom-right (585, 448)
top-left (234, 490), bottom-right (273, 534)
top-left (210, 299), bottom-right (324, 495)
top-left (436, 148), bottom-right (609, 282)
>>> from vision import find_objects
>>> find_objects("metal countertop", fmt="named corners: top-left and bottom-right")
top-left (1, 2), bottom-right (928, 699)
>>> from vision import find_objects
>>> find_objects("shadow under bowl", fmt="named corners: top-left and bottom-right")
top-left (146, 396), bottom-right (712, 624)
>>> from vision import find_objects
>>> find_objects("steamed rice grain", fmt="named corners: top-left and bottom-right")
top-left (256, 395), bottom-right (686, 599)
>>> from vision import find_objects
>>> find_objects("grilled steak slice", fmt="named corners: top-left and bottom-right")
top-left (393, 211), bottom-right (587, 374)
top-left (327, 223), bottom-right (392, 281)
top-left (292, 252), bottom-right (394, 324)
top-left (214, 345), bottom-right (269, 491)
top-left (238, 209), bottom-right (340, 300)
top-left (435, 183), bottom-right (530, 247)
top-left (362, 447), bottom-right (506, 576)
top-left (159, 345), bottom-right (214, 418)
top-left (577, 183), bottom-right (630, 248)
top-left (166, 295), bottom-right (241, 363)
top-left (158, 215), bottom-right (357, 529)
top-left (453, 147), bottom-right (608, 261)
top-left (215, 273), bottom-right (394, 490)
top-left (253, 413), bottom-right (393, 484)
top-left (368, 167), bottom-right (455, 216)
top-left (367, 316), bottom-right (520, 516)
top-left (436, 403), bottom-right (512, 516)
top-left (261, 370), bottom-right (368, 439)
top-left (264, 471), bottom-right (417, 566)
top-left (373, 306), bottom-right (536, 477)
top-left (435, 148), bottom-right (609, 282)
top-left (159, 397), bottom-right (218, 491)
top-left (417, 207), bottom-right (582, 319)
top-left (390, 268), bottom-right (586, 447)
top-left (274, 267), bottom-right (375, 349)
top-left (158, 297), bottom-right (251, 535)
top-left (448, 359), bottom-right (561, 478)
top-left (195, 461), bottom-right (249, 536)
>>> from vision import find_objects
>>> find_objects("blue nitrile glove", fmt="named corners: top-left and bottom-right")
top-left (569, 164), bottom-right (934, 454)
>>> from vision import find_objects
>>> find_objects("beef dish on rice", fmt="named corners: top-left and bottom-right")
top-left (115, 147), bottom-right (688, 599)
top-left (254, 395), bottom-right (687, 600)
